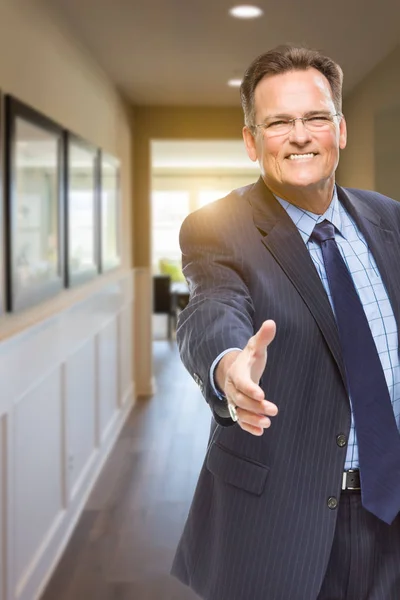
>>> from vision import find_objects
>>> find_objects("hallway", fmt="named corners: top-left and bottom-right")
top-left (40, 341), bottom-right (209, 600)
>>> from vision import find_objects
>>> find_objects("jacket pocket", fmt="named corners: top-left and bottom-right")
top-left (206, 442), bottom-right (270, 496)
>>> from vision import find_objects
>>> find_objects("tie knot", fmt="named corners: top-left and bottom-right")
top-left (311, 220), bottom-right (335, 244)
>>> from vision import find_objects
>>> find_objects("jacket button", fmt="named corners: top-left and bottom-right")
top-left (327, 496), bottom-right (338, 510)
top-left (336, 434), bottom-right (347, 447)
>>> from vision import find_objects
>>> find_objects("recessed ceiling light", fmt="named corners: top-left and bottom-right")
top-left (229, 5), bottom-right (264, 19)
top-left (227, 79), bottom-right (242, 87)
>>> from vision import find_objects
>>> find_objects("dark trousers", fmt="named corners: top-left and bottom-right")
top-left (317, 492), bottom-right (400, 600)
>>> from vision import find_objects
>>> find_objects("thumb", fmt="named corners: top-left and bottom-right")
top-left (246, 320), bottom-right (276, 386)
top-left (252, 319), bottom-right (276, 352)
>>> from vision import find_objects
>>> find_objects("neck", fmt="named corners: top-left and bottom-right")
top-left (264, 178), bottom-right (335, 215)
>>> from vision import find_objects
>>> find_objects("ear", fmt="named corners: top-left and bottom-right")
top-left (339, 115), bottom-right (347, 150)
top-left (242, 126), bottom-right (258, 162)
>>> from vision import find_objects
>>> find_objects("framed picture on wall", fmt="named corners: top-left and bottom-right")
top-left (4, 96), bottom-right (65, 312)
top-left (99, 151), bottom-right (121, 272)
top-left (65, 133), bottom-right (100, 286)
top-left (0, 90), bottom-right (4, 317)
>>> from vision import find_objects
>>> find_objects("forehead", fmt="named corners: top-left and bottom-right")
top-left (254, 68), bottom-right (335, 116)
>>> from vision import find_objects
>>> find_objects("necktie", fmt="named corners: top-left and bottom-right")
top-left (311, 220), bottom-right (400, 524)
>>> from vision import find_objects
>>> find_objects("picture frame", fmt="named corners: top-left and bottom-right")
top-left (65, 133), bottom-right (100, 287)
top-left (0, 91), bottom-right (5, 316)
top-left (99, 151), bottom-right (121, 272)
top-left (4, 96), bottom-right (65, 312)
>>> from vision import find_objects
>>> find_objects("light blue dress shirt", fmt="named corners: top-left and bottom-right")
top-left (210, 187), bottom-right (400, 470)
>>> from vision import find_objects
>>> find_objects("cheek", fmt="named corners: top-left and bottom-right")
top-left (322, 133), bottom-right (340, 156)
top-left (261, 140), bottom-right (281, 164)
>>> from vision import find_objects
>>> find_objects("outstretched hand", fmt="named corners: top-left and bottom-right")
top-left (216, 320), bottom-right (278, 436)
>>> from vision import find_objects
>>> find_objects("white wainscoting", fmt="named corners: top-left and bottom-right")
top-left (134, 267), bottom-right (155, 396)
top-left (0, 270), bottom-right (135, 600)
top-left (1, 414), bottom-right (7, 600)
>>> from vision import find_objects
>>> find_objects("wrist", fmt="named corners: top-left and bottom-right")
top-left (215, 350), bottom-right (241, 395)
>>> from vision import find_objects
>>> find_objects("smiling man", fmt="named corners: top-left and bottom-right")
top-left (171, 46), bottom-right (400, 600)
top-left (243, 68), bottom-right (347, 214)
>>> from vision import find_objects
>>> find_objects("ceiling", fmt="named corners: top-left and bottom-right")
top-left (42, 0), bottom-right (400, 107)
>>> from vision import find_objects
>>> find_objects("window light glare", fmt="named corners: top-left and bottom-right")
top-left (228, 79), bottom-right (242, 87)
top-left (229, 5), bottom-right (264, 19)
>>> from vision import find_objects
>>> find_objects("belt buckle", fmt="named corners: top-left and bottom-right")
top-left (342, 469), bottom-right (360, 491)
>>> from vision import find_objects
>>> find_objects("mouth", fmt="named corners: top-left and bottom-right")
top-left (286, 152), bottom-right (318, 161)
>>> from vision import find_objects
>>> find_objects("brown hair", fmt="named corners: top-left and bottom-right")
top-left (240, 45), bottom-right (343, 127)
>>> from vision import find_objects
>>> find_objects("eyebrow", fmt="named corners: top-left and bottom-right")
top-left (261, 110), bottom-right (332, 122)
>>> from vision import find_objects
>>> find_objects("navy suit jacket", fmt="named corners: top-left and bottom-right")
top-left (171, 178), bottom-right (400, 600)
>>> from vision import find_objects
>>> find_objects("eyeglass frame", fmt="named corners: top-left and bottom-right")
top-left (250, 112), bottom-right (343, 137)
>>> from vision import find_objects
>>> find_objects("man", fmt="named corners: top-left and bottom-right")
top-left (171, 45), bottom-right (400, 600)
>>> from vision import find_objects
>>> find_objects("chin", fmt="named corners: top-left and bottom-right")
top-left (286, 176), bottom-right (321, 189)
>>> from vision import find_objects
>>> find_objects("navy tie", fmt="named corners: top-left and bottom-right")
top-left (311, 220), bottom-right (400, 524)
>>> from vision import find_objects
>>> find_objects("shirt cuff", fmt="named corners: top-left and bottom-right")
top-left (210, 348), bottom-right (242, 400)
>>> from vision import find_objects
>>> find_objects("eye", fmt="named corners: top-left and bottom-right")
top-left (267, 120), bottom-right (290, 128)
top-left (307, 116), bottom-right (331, 124)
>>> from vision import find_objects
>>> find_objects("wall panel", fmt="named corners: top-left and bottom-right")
top-left (98, 318), bottom-right (118, 442)
top-left (0, 414), bottom-right (7, 600)
top-left (0, 271), bottom-right (135, 600)
top-left (119, 304), bottom-right (133, 405)
top-left (65, 340), bottom-right (96, 501)
top-left (14, 369), bottom-right (63, 597)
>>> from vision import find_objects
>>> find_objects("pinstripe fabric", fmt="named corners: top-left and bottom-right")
top-left (171, 178), bottom-right (400, 600)
top-left (317, 493), bottom-right (400, 599)
top-left (276, 189), bottom-right (400, 470)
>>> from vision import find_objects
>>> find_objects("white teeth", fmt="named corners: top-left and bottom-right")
top-left (288, 153), bottom-right (315, 160)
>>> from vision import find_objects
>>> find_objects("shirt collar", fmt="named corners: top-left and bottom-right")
top-left (275, 186), bottom-right (345, 244)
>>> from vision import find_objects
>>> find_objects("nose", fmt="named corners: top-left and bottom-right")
top-left (288, 118), bottom-right (312, 144)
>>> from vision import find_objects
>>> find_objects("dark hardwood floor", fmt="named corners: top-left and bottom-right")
top-left (40, 341), bottom-right (210, 600)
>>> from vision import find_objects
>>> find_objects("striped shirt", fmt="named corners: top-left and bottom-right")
top-left (277, 187), bottom-right (400, 469)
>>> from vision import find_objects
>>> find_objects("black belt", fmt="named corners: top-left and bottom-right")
top-left (341, 469), bottom-right (361, 492)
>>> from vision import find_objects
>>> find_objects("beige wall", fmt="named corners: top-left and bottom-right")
top-left (133, 106), bottom-right (244, 267)
top-left (338, 44), bottom-right (400, 191)
top-left (0, 1), bottom-right (133, 336)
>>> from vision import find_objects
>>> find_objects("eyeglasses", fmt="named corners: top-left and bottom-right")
top-left (251, 113), bottom-right (342, 137)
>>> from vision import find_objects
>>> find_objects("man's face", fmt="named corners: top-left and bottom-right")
top-left (243, 68), bottom-right (347, 200)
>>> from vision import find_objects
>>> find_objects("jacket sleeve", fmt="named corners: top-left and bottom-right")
top-left (176, 202), bottom-right (255, 426)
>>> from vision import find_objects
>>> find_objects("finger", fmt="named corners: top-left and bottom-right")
top-left (236, 408), bottom-right (272, 430)
top-left (225, 377), bottom-right (265, 403)
top-left (239, 422), bottom-right (264, 436)
top-left (229, 390), bottom-right (278, 417)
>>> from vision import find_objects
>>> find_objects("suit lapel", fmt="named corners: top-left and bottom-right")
top-left (337, 186), bottom-right (400, 351)
top-left (248, 178), bottom-right (347, 388)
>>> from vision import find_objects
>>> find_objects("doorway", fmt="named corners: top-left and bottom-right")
top-left (150, 139), bottom-right (258, 340)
